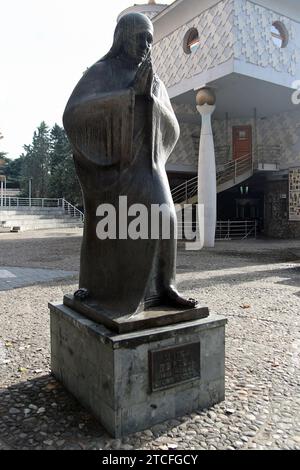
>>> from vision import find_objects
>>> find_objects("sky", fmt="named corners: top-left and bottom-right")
top-left (0, 0), bottom-right (174, 159)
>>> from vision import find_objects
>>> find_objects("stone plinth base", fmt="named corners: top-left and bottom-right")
top-left (63, 294), bottom-right (209, 333)
top-left (49, 302), bottom-right (227, 438)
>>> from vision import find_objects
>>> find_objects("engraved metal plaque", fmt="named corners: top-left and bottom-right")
top-left (149, 342), bottom-right (200, 392)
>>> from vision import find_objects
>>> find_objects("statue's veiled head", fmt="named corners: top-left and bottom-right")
top-left (104, 13), bottom-right (154, 64)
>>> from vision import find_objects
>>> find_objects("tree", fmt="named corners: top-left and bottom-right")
top-left (0, 155), bottom-right (9, 173)
top-left (2, 123), bottom-right (81, 204)
top-left (3, 156), bottom-right (24, 187)
top-left (20, 122), bottom-right (51, 197)
top-left (0, 132), bottom-right (7, 167)
top-left (0, 132), bottom-right (9, 179)
top-left (48, 124), bottom-right (82, 205)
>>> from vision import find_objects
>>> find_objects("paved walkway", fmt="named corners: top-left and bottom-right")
top-left (0, 229), bottom-right (299, 450)
top-left (0, 438), bottom-right (10, 450)
top-left (0, 267), bottom-right (76, 291)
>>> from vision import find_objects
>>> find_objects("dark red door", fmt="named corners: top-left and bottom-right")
top-left (232, 126), bottom-right (252, 160)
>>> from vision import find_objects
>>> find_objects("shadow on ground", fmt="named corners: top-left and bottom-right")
top-left (0, 375), bottom-right (106, 450)
top-left (275, 267), bottom-right (300, 298)
top-left (178, 265), bottom-right (300, 291)
top-left (177, 247), bottom-right (300, 275)
top-left (0, 375), bottom-right (186, 450)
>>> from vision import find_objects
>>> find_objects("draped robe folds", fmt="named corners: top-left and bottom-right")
top-left (63, 57), bottom-right (180, 316)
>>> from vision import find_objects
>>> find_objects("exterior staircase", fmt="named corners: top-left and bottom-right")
top-left (0, 198), bottom-right (84, 232)
top-left (172, 148), bottom-right (281, 240)
top-left (171, 145), bottom-right (281, 206)
top-left (172, 153), bottom-right (253, 205)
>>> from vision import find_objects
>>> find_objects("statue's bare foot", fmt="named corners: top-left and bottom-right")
top-left (74, 288), bottom-right (89, 301)
top-left (165, 286), bottom-right (198, 309)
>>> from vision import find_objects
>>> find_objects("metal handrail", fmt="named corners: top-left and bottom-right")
top-left (171, 177), bottom-right (196, 194)
top-left (0, 197), bottom-right (84, 223)
top-left (255, 144), bottom-right (281, 165)
top-left (171, 177), bottom-right (198, 204)
top-left (62, 198), bottom-right (84, 221)
top-left (215, 220), bottom-right (257, 240)
top-left (0, 197), bottom-right (63, 209)
top-left (217, 153), bottom-right (252, 186)
top-left (171, 153), bottom-right (253, 204)
top-left (177, 220), bottom-right (257, 240)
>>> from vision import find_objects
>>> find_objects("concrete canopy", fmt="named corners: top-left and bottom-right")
top-left (172, 73), bottom-right (298, 122)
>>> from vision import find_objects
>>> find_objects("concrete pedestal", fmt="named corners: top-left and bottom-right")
top-left (49, 302), bottom-right (227, 438)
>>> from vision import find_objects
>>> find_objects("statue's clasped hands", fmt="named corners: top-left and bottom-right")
top-left (133, 57), bottom-right (154, 97)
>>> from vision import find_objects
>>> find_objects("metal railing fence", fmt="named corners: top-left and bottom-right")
top-left (177, 220), bottom-right (257, 241)
top-left (171, 153), bottom-right (253, 205)
top-left (0, 197), bottom-right (84, 222)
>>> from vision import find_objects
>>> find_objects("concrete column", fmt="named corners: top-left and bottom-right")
top-left (196, 88), bottom-right (216, 248)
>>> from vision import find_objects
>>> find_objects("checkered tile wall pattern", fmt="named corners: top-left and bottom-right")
top-left (234, 0), bottom-right (299, 75)
top-left (153, 0), bottom-right (235, 89)
top-left (168, 105), bottom-right (300, 170)
top-left (152, 0), bottom-right (300, 89)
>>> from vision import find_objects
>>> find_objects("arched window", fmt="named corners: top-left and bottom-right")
top-left (183, 28), bottom-right (200, 54)
top-left (271, 21), bottom-right (289, 48)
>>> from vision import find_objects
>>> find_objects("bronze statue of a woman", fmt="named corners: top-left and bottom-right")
top-left (63, 13), bottom-right (201, 329)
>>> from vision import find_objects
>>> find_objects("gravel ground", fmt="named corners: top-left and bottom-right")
top-left (0, 228), bottom-right (300, 450)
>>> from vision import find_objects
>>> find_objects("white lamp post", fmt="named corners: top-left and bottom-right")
top-left (0, 175), bottom-right (5, 208)
top-left (29, 177), bottom-right (33, 207)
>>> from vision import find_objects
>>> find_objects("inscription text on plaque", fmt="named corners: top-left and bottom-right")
top-left (149, 342), bottom-right (200, 392)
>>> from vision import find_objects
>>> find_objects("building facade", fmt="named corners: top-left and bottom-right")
top-left (120, 0), bottom-right (300, 239)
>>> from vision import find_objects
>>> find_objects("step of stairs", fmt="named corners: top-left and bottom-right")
top-left (0, 208), bottom-right (65, 216)
top-left (0, 215), bottom-right (79, 224)
top-left (3, 220), bottom-right (83, 231)
top-left (0, 208), bottom-right (83, 232)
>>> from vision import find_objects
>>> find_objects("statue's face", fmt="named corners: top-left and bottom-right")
top-left (123, 26), bottom-right (153, 64)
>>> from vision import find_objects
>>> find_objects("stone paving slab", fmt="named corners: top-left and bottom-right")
top-left (0, 267), bottom-right (76, 291)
